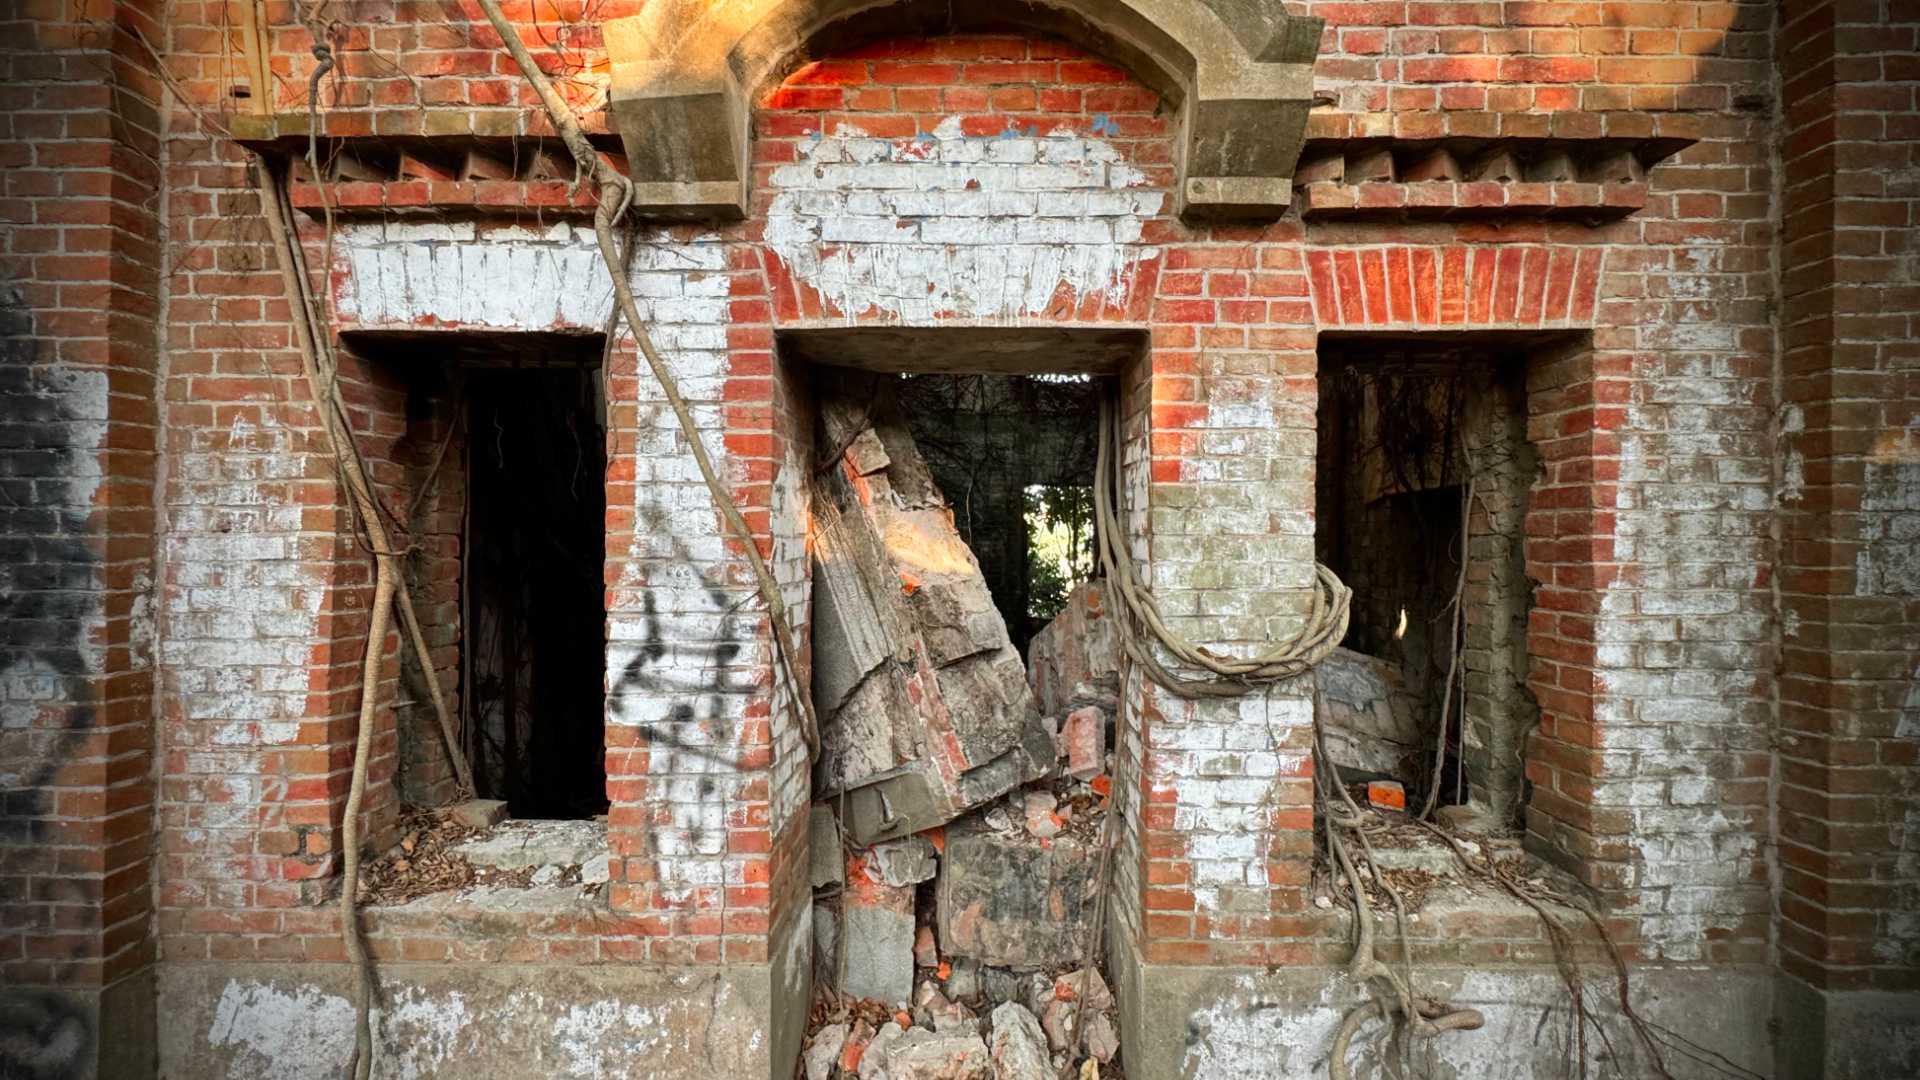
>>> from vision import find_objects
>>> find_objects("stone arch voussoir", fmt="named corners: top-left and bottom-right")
top-left (604, 0), bottom-right (1321, 221)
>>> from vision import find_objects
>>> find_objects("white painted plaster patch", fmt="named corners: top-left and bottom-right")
top-left (332, 221), bottom-right (616, 331)
top-left (208, 979), bottom-right (358, 1079)
top-left (763, 118), bottom-right (1164, 322)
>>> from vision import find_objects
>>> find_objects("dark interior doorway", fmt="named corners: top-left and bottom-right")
top-left (1315, 337), bottom-right (1543, 823)
top-left (465, 365), bottom-right (609, 819)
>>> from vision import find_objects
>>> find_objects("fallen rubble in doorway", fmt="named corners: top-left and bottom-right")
top-left (802, 965), bottom-right (1123, 1080)
top-left (806, 379), bottom-right (1125, 1075)
top-left (811, 371), bottom-right (1058, 847)
top-left (355, 807), bottom-right (613, 907)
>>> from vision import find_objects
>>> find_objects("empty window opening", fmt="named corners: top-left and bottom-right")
top-left (893, 373), bottom-right (1104, 651)
top-left (1315, 341), bottom-right (1541, 829)
top-left (463, 363), bottom-right (609, 819)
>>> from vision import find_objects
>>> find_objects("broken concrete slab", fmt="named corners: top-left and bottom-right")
top-left (838, 852), bottom-right (916, 1005)
top-left (867, 834), bottom-right (938, 888)
top-left (1022, 790), bottom-right (1062, 839)
top-left (1040, 994), bottom-right (1118, 1063)
top-left (1026, 579), bottom-right (1120, 716)
top-left (878, 1026), bottom-right (992, 1080)
top-left (913, 982), bottom-right (978, 1035)
top-left (860, 1022), bottom-right (906, 1080)
top-left (811, 373), bottom-right (1055, 846)
top-left (935, 814), bottom-right (1096, 971)
top-left (448, 798), bottom-right (508, 830)
top-left (804, 1022), bottom-right (848, 1080)
top-left (450, 818), bottom-right (607, 872)
top-left (809, 804), bottom-right (843, 890)
top-left (1313, 646), bottom-right (1422, 779)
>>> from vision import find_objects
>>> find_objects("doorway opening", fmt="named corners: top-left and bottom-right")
top-left (462, 361), bottom-right (609, 819)
top-left (1314, 336), bottom-right (1543, 829)
top-left (786, 326), bottom-right (1139, 1009)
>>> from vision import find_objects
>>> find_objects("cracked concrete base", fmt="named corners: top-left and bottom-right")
top-left (159, 958), bottom-right (804, 1080)
top-left (1774, 973), bottom-right (1920, 1079)
top-left (1111, 935), bottom-right (1777, 1080)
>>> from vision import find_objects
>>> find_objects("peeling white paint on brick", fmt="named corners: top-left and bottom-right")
top-left (204, 977), bottom-right (740, 1080)
top-left (162, 414), bottom-right (321, 754)
top-left (208, 980), bottom-right (359, 1079)
top-left (332, 220), bottom-right (615, 331)
top-left (764, 118), bottom-right (1164, 322)
top-left (1606, 351), bottom-right (1775, 957)
top-left (1177, 969), bottom-right (1768, 1079)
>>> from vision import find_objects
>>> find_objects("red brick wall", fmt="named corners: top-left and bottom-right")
top-left (1777, 0), bottom-right (1920, 996)
top-left (0, 0), bottom-right (163, 1006)
top-left (126, 0), bottom-right (1789, 979)
top-left (1307, 0), bottom-right (1779, 963)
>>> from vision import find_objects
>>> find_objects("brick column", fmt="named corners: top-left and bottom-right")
top-left (0, 0), bottom-right (164, 1075)
top-left (1774, 2), bottom-right (1920, 1071)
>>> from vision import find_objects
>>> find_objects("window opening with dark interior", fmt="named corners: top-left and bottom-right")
top-left (461, 357), bottom-right (609, 819)
top-left (1314, 339), bottom-right (1541, 829)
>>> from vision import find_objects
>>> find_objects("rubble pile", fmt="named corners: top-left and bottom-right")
top-left (806, 375), bottom-right (1124, 1076)
top-left (801, 967), bottom-right (1122, 1080)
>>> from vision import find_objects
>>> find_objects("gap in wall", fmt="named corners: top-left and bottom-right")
top-left (464, 362), bottom-right (609, 819)
top-left (349, 331), bottom-right (610, 821)
top-left (1315, 336), bottom-right (1544, 829)
top-left (897, 373), bottom-right (1102, 654)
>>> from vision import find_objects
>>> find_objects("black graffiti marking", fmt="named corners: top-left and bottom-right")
top-left (0, 988), bottom-right (91, 1080)
top-left (0, 285), bottom-right (97, 846)
top-left (609, 506), bottom-right (755, 853)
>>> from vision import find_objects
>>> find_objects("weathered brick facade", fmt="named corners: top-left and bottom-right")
top-left (1, 0), bottom-right (1916, 1077)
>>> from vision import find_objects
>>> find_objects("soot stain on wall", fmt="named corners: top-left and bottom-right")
top-left (0, 281), bottom-right (99, 846)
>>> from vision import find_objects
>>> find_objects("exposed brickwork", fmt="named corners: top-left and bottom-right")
top-left (1776, 0), bottom-right (1920, 995)
top-left (0, 0), bottom-right (163, 1009)
top-left (4, 0), bottom-right (1917, 1074)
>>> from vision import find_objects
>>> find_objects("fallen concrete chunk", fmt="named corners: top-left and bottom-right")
top-left (944, 958), bottom-right (980, 1001)
top-left (913, 982), bottom-right (978, 1035)
top-left (988, 1002), bottom-right (1053, 1080)
top-left (1053, 968), bottom-right (1112, 1012)
top-left (880, 1026), bottom-right (992, 1080)
top-left (936, 815), bottom-right (1096, 971)
top-left (868, 834), bottom-right (938, 887)
top-left (805, 1023), bottom-right (848, 1080)
top-left (812, 373), bottom-right (1055, 846)
top-left (1026, 579), bottom-right (1119, 716)
top-left (809, 804), bottom-right (843, 890)
top-left (812, 901), bottom-right (840, 987)
top-left (1022, 791), bottom-right (1061, 839)
top-left (1038, 990), bottom-right (1119, 1064)
top-left (1083, 1010), bottom-right (1119, 1063)
top-left (839, 852), bottom-right (916, 1004)
top-left (861, 1022), bottom-right (906, 1080)
top-left (1313, 646), bottom-right (1422, 779)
